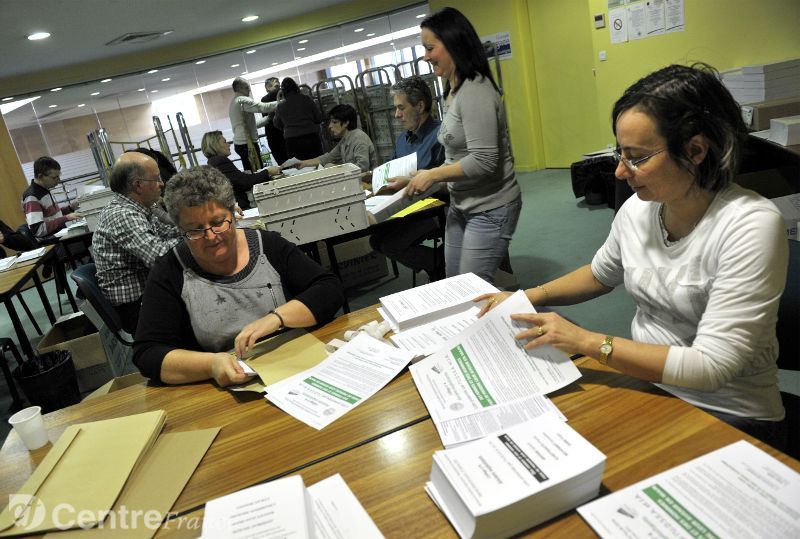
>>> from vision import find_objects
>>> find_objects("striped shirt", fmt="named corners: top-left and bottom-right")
top-left (21, 182), bottom-right (74, 239)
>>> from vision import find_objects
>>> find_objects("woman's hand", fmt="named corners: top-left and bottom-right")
top-left (404, 169), bottom-right (437, 198)
top-left (266, 166), bottom-right (281, 175)
top-left (510, 311), bottom-right (592, 355)
top-left (234, 313), bottom-right (282, 358)
top-left (209, 353), bottom-right (254, 387)
top-left (474, 291), bottom-right (514, 317)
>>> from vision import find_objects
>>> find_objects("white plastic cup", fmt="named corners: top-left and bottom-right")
top-left (8, 406), bottom-right (49, 450)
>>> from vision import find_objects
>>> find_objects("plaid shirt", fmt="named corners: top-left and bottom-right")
top-left (92, 193), bottom-right (182, 305)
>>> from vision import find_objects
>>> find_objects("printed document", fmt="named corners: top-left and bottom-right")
top-left (309, 474), bottom-right (384, 539)
top-left (578, 440), bottom-right (800, 538)
top-left (15, 247), bottom-right (46, 264)
top-left (410, 290), bottom-right (580, 428)
top-left (390, 306), bottom-right (481, 358)
top-left (202, 475), bottom-right (313, 538)
top-left (265, 333), bottom-right (414, 430)
top-left (371, 152), bottom-right (416, 193)
top-left (379, 272), bottom-right (498, 332)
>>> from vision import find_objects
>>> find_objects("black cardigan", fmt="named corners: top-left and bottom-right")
top-left (207, 155), bottom-right (270, 210)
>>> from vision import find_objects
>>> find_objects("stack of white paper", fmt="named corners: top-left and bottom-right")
top-left (578, 440), bottom-right (800, 538)
top-left (15, 247), bottom-right (46, 264)
top-left (202, 474), bottom-right (384, 539)
top-left (379, 272), bottom-right (499, 332)
top-left (722, 58), bottom-right (800, 105)
top-left (0, 257), bottom-right (16, 272)
top-left (410, 290), bottom-right (581, 448)
top-left (426, 415), bottom-right (606, 539)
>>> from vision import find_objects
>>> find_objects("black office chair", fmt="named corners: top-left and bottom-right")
top-left (776, 240), bottom-right (799, 459)
top-left (70, 263), bottom-right (133, 347)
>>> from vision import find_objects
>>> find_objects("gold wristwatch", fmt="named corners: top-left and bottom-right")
top-left (598, 336), bottom-right (614, 365)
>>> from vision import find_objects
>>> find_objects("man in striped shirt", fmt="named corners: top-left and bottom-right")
top-left (21, 156), bottom-right (82, 241)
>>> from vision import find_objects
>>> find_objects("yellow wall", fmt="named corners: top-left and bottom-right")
top-left (534, 0), bottom-right (800, 167)
top-left (429, 0), bottom-right (545, 171)
top-left (0, 114), bottom-right (28, 227)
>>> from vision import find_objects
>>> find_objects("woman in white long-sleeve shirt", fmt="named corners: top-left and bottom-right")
top-left (405, 7), bottom-right (521, 284)
top-left (478, 64), bottom-right (788, 450)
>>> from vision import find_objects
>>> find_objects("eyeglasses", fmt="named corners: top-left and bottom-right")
top-left (613, 148), bottom-right (666, 172)
top-left (183, 219), bottom-right (233, 240)
top-left (137, 177), bottom-right (163, 183)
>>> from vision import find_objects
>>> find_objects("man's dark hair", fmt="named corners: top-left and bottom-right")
top-left (391, 76), bottom-right (433, 113)
top-left (280, 77), bottom-right (300, 95)
top-left (33, 156), bottom-right (60, 178)
top-left (328, 104), bottom-right (358, 130)
top-left (612, 63), bottom-right (748, 192)
top-left (420, 7), bottom-right (498, 97)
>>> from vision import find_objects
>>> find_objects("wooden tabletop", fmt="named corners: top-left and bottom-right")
top-left (0, 245), bottom-right (54, 298)
top-left (157, 358), bottom-right (800, 538)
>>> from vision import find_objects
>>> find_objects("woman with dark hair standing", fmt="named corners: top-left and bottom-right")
top-left (272, 77), bottom-right (324, 161)
top-left (479, 64), bottom-right (789, 450)
top-left (405, 7), bottom-right (522, 284)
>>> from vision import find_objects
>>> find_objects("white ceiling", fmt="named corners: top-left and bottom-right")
top-left (0, 1), bottom-right (429, 128)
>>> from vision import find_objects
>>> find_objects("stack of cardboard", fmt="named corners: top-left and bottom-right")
top-left (0, 410), bottom-right (218, 537)
top-left (722, 58), bottom-right (800, 105)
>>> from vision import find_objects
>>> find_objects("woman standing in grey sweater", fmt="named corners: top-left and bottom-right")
top-left (405, 7), bottom-right (522, 284)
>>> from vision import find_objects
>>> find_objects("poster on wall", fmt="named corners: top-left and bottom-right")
top-left (627, 3), bottom-right (647, 40)
top-left (645, 0), bottom-right (666, 36)
top-left (609, 7), bottom-right (628, 44)
top-left (665, 0), bottom-right (685, 33)
top-left (481, 32), bottom-right (512, 60)
top-left (607, 0), bottom-right (628, 7)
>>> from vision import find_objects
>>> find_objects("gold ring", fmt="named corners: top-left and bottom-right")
top-left (538, 326), bottom-right (545, 336)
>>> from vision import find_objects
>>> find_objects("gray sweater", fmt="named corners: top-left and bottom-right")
top-left (439, 75), bottom-right (520, 213)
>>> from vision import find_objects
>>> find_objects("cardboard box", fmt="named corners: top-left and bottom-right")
top-left (37, 312), bottom-right (112, 392)
top-left (83, 373), bottom-right (146, 401)
top-left (743, 97), bottom-right (800, 130)
top-left (317, 237), bottom-right (388, 288)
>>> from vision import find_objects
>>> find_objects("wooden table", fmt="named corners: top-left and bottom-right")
top-left (0, 245), bottom-right (75, 361)
top-left (2, 308), bottom-right (798, 538)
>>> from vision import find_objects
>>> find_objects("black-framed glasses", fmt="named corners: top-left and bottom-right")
top-left (183, 219), bottom-right (233, 240)
top-left (613, 148), bottom-right (666, 172)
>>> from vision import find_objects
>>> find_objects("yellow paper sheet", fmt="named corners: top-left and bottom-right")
top-left (389, 198), bottom-right (439, 219)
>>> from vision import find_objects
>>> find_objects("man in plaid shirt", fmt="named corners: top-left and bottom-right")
top-left (92, 152), bottom-right (182, 334)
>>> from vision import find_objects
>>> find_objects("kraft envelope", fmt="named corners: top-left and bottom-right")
top-left (234, 329), bottom-right (328, 391)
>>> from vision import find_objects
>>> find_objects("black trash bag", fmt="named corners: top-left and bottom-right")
top-left (570, 155), bottom-right (617, 206)
top-left (12, 350), bottom-right (81, 413)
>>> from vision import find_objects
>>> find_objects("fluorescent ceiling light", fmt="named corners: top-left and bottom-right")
top-left (1, 96), bottom-right (40, 114)
top-left (78, 103), bottom-right (85, 107)
top-left (195, 60), bottom-right (206, 65)
top-left (297, 47), bottom-right (306, 51)
top-left (148, 69), bottom-right (159, 74)
top-left (27, 32), bottom-right (50, 40)
top-left (246, 49), bottom-right (256, 54)
top-left (354, 28), bottom-right (364, 33)
top-left (298, 39), bottom-right (309, 44)
top-left (48, 104), bottom-right (57, 108)
top-left (241, 15), bottom-right (258, 22)
top-left (101, 78), bottom-right (112, 83)
top-left (161, 77), bottom-right (171, 82)
top-left (50, 87), bottom-right (62, 92)
top-left (137, 88), bottom-right (145, 91)
top-left (271, 62), bottom-right (278, 66)
top-left (416, 14), bottom-right (426, 18)
top-left (150, 90), bottom-right (158, 93)
top-left (367, 33), bottom-right (375, 37)
top-left (2, 97), bottom-right (13, 101)
top-left (231, 64), bottom-right (240, 68)
top-left (162, 30), bottom-right (174, 36)
top-left (90, 92), bottom-right (100, 96)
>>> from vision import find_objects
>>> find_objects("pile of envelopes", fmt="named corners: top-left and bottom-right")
top-left (0, 410), bottom-right (218, 537)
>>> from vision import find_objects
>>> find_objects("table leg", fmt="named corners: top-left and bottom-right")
top-left (4, 298), bottom-right (36, 362)
top-left (0, 342), bottom-right (23, 409)
top-left (32, 273), bottom-right (56, 324)
top-left (324, 239), bottom-right (350, 314)
top-left (54, 261), bottom-right (78, 312)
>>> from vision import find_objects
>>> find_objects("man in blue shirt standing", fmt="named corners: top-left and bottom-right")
top-left (370, 76), bottom-right (446, 281)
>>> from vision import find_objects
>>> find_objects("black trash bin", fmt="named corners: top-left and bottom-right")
top-left (12, 350), bottom-right (81, 413)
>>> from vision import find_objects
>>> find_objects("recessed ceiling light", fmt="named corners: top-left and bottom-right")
top-left (161, 77), bottom-right (170, 82)
top-left (367, 33), bottom-right (375, 37)
top-left (416, 14), bottom-right (426, 18)
top-left (231, 64), bottom-right (240, 68)
top-left (298, 39), bottom-right (309, 44)
top-left (101, 78), bottom-right (112, 83)
top-left (48, 104), bottom-right (57, 108)
top-left (271, 62), bottom-right (278, 66)
top-left (297, 47), bottom-right (306, 51)
top-left (150, 90), bottom-right (158, 93)
top-left (137, 88), bottom-right (145, 92)
top-left (90, 92), bottom-right (100, 96)
top-left (50, 87), bottom-right (62, 92)
top-left (149, 70), bottom-right (159, 75)
top-left (354, 28), bottom-right (364, 33)
top-left (241, 71), bottom-right (248, 75)
top-left (162, 30), bottom-right (173, 36)
top-left (195, 60), bottom-right (206, 65)
top-left (1, 97), bottom-right (13, 102)
top-left (27, 32), bottom-right (50, 40)
top-left (78, 103), bottom-right (85, 107)
top-left (241, 15), bottom-right (258, 22)
top-left (246, 49), bottom-right (256, 54)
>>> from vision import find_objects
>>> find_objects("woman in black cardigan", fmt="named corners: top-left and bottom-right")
top-left (200, 131), bottom-right (280, 210)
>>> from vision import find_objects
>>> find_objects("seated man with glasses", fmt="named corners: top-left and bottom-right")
top-left (21, 156), bottom-right (82, 241)
top-left (133, 166), bottom-right (344, 387)
top-left (92, 152), bottom-right (183, 334)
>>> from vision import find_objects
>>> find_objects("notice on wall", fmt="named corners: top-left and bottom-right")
top-left (645, 0), bottom-right (666, 36)
top-left (665, 0), bottom-right (685, 33)
top-left (627, 3), bottom-right (647, 40)
top-left (609, 7), bottom-right (629, 44)
top-left (481, 32), bottom-right (512, 60)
